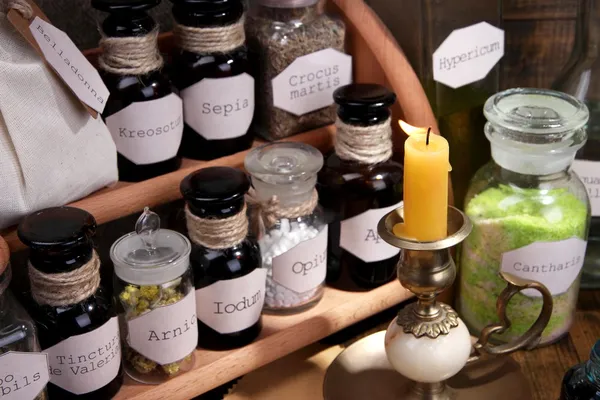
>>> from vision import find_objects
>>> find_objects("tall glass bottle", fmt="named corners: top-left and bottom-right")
top-left (552, 0), bottom-right (600, 289)
top-left (561, 340), bottom-right (600, 399)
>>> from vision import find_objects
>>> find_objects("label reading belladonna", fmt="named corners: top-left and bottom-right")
top-left (272, 48), bottom-right (352, 116)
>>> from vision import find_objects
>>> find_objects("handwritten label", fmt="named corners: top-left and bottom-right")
top-left (272, 48), bottom-right (352, 116)
top-left (44, 317), bottom-right (120, 395)
top-left (572, 159), bottom-right (600, 216)
top-left (195, 268), bottom-right (266, 334)
top-left (272, 226), bottom-right (328, 293)
top-left (0, 352), bottom-right (49, 400)
top-left (127, 291), bottom-right (197, 365)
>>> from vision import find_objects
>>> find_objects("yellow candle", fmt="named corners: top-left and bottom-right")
top-left (397, 120), bottom-right (450, 241)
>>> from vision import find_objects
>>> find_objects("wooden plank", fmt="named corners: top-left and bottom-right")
top-left (504, 0), bottom-right (578, 20)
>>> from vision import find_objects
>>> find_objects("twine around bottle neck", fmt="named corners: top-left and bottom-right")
top-left (334, 116), bottom-right (393, 164)
top-left (247, 188), bottom-right (319, 230)
top-left (4, 0), bottom-right (32, 18)
top-left (28, 251), bottom-right (101, 307)
top-left (185, 203), bottom-right (249, 250)
top-left (98, 28), bottom-right (163, 76)
top-left (173, 15), bottom-right (245, 54)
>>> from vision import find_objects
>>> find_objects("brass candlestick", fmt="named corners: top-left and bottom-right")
top-left (324, 206), bottom-right (553, 400)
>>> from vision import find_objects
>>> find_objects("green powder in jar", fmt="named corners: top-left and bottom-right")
top-left (458, 183), bottom-right (588, 344)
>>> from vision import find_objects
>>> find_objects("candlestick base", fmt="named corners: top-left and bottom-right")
top-left (323, 331), bottom-right (531, 400)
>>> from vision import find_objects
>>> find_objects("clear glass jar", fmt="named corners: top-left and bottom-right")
top-left (245, 142), bottom-right (327, 313)
top-left (457, 88), bottom-right (591, 346)
top-left (246, 0), bottom-right (348, 140)
top-left (0, 236), bottom-right (48, 400)
top-left (561, 340), bottom-right (600, 399)
top-left (111, 208), bottom-right (195, 384)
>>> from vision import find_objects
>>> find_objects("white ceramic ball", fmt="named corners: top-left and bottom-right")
top-left (384, 316), bottom-right (472, 383)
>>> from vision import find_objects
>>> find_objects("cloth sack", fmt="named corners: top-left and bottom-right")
top-left (0, 11), bottom-right (117, 229)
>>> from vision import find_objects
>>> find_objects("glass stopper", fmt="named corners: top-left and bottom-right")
top-left (136, 207), bottom-right (160, 253)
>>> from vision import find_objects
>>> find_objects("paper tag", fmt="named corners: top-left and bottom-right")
top-left (501, 237), bottom-right (587, 297)
top-left (272, 48), bottom-right (352, 116)
top-left (44, 317), bottom-right (121, 395)
top-left (105, 93), bottom-right (184, 165)
top-left (0, 352), bottom-right (49, 400)
top-left (340, 202), bottom-right (403, 263)
top-left (181, 73), bottom-right (255, 140)
top-left (272, 226), bottom-right (328, 293)
top-left (127, 291), bottom-right (197, 365)
top-left (572, 159), bottom-right (600, 216)
top-left (195, 268), bottom-right (266, 334)
top-left (432, 22), bottom-right (504, 89)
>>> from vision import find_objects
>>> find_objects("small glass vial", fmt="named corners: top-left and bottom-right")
top-left (171, 0), bottom-right (254, 160)
top-left (561, 340), bottom-right (600, 399)
top-left (458, 88), bottom-right (590, 346)
top-left (111, 208), bottom-right (195, 384)
top-left (245, 143), bottom-right (327, 314)
top-left (18, 207), bottom-right (123, 399)
top-left (317, 84), bottom-right (404, 290)
top-left (94, 0), bottom-right (183, 182)
top-left (181, 167), bottom-right (264, 350)
top-left (0, 236), bottom-right (48, 400)
top-left (246, 0), bottom-right (350, 140)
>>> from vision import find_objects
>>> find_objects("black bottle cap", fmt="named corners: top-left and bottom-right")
top-left (334, 83), bottom-right (397, 126)
top-left (171, 0), bottom-right (244, 27)
top-left (181, 166), bottom-right (250, 218)
top-left (92, 0), bottom-right (160, 37)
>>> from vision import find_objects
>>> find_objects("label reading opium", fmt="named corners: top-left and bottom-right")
top-left (195, 268), bottom-right (267, 334)
top-left (433, 22), bottom-right (504, 89)
top-left (105, 93), bottom-right (183, 165)
top-left (272, 48), bottom-right (352, 116)
top-left (572, 159), bottom-right (600, 216)
top-left (127, 290), bottom-right (197, 365)
top-left (339, 202), bottom-right (403, 263)
top-left (181, 73), bottom-right (254, 140)
top-left (272, 226), bottom-right (328, 293)
top-left (500, 237), bottom-right (587, 297)
top-left (0, 352), bottom-right (49, 400)
top-left (44, 317), bottom-right (121, 395)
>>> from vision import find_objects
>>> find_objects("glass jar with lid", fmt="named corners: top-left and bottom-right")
top-left (457, 88), bottom-right (591, 346)
top-left (245, 142), bottom-right (327, 314)
top-left (111, 208), bottom-right (195, 384)
top-left (0, 236), bottom-right (48, 400)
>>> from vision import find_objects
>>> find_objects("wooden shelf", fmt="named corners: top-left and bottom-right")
top-left (115, 281), bottom-right (412, 400)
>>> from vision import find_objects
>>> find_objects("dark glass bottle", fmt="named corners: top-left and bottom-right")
top-left (561, 340), bottom-right (600, 399)
top-left (171, 0), bottom-right (254, 160)
top-left (94, 0), bottom-right (183, 182)
top-left (181, 167), bottom-right (264, 350)
top-left (317, 84), bottom-right (404, 290)
top-left (18, 207), bottom-right (123, 400)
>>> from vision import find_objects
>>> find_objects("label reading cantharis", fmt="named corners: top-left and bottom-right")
top-left (44, 317), bottom-right (121, 395)
top-left (572, 159), bottom-right (600, 216)
top-left (195, 268), bottom-right (267, 334)
top-left (0, 352), bottom-right (49, 400)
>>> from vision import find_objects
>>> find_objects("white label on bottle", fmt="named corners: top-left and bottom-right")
top-left (432, 22), bottom-right (504, 89)
top-left (181, 73), bottom-right (255, 140)
top-left (272, 48), bottom-right (352, 116)
top-left (127, 291), bottom-right (197, 365)
top-left (0, 352), bottom-right (49, 400)
top-left (105, 93), bottom-right (184, 165)
top-left (500, 237), bottom-right (587, 297)
top-left (43, 317), bottom-right (121, 395)
top-left (272, 226), bottom-right (328, 293)
top-left (339, 202), bottom-right (403, 263)
top-left (29, 17), bottom-right (109, 113)
top-left (195, 268), bottom-right (267, 334)
top-left (572, 160), bottom-right (600, 216)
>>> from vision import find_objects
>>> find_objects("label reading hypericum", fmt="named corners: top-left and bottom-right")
top-left (432, 22), bottom-right (504, 89)
top-left (339, 202), bottom-right (403, 263)
top-left (127, 290), bottom-right (197, 365)
top-left (44, 317), bottom-right (121, 395)
top-left (272, 48), bottom-right (352, 116)
top-left (195, 268), bottom-right (267, 334)
top-left (272, 226), bottom-right (328, 293)
top-left (105, 93), bottom-right (183, 165)
top-left (500, 237), bottom-right (587, 297)
top-left (181, 73), bottom-right (255, 140)
top-left (572, 159), bottom-right (600, 216)
top-left (0, 352), bottom-right (49, 400)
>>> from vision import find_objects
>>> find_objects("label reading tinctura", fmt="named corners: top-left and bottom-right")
top-left (572, 160), bottom-right (600, 216)
top-left (0, 352), bottom-right (49, 400)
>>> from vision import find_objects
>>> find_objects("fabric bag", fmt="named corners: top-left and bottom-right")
top-left (0, 7), bottom-right (117, 229)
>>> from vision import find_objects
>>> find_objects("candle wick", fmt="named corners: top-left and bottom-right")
top-left (426, 127), bottom-right (431, 146)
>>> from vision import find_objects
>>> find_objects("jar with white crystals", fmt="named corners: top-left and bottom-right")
top-left (245, 142), bottom-right (327, 314)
